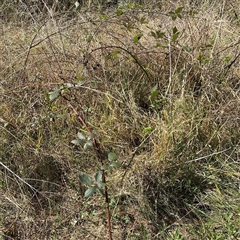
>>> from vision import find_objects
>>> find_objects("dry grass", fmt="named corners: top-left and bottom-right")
top-left (0, 0), bottom-right (240, 239)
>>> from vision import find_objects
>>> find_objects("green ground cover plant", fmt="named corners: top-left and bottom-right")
top-left (0, 0), bottom-right (239, 239)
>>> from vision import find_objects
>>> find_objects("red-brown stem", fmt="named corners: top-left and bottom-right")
top-left (62, 95), bottom-right (113, 240)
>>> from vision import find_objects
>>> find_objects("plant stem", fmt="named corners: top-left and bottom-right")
top-left (62, 95), bottom-right (113, 240)
top-left (94, 140), bottom-right (113, 240)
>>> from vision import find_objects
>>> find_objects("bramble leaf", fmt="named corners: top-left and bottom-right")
top-left (71, 139), bottom-right (82, 145)
top-left (84, 141), bottom-right (93, 150)
top-left (77, 132), bottom-right (86, 140)
top-left (101, 164), bottom-right (110, 171)
top-left (48, 90), bottom-right (59, 101)
top-left (79, 173), bottom-right (93, 186)
top-left (95, 171), bottom-right (102, 183)
top-left (75, 81), bottom-right (85, 87)
top-left (110, 161), bottom-right (121, 168)
top-left (84, 186), bottom-right (97, 198)
top-left (97, 185), bottom-right (105, 196)
top-left (97, 182), bottom-right (106, 188)
top-left (108, 152), bottom-right (117, 161)
top-left (87, 133), bottom-right (96, 141)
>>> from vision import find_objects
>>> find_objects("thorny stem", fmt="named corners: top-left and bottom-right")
top-left (61, 95), bottom-right (113, 240)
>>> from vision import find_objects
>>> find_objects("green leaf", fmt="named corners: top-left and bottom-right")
top-left (197, 54), bottom-right (203, 62)
top-left (84, 141), bottom-right (93, 150)
top-left (108, 152), bottom-right (117, 161)
top-left (151, 85), bottom-right (158, 92)
top-left (154, 42), bottom-right (163, 48)
top-left (97, 185), bottom-right (105, 196)
top-left (77, 132), bottom-right (86, 140)
top-left (182, 46), bottom-right (192, 52)
top-left (87, 133), bottom-right (96, 141)
top-left (110, 161), bottom-right (121, 168)
top-left (144, 126), bottom-right (153, 133)
top-left (97, 182), bottom-right (106, 188)
top-left (144, 66), bottom-right (150, 72)
top-left (156, 31), bottom-right (165, 38)
top-left (173, 26), bottom-right (178, 34)
top-left (116, 8), bottom-right (123, 16)
top-left (130, 234), bottom-right (141, 238)
top-left (175, 7), bottom-right (183, 14)
top-left (205, 44), bottom-right (213, 48)
top-left (123, 22), bottom-right (133, 31)
top-left (223, 56), bottom-right (231, 62)
top-left (48, 90), bottom-right (59, 101)
top-left (130, 234), bottom-right (142, 238)
top-left (75, 81), bottom-right (85, 87)
top-left (59, 85), bottom-right (67, 91)
top-left (111, 50), bottom-right (120, 57)
top-left (126, 3), bottom-right (133, 9)
top-left (46, 92), bottom-right (50, 102)
top-left (95, 171), bottom-right (102, 183)
top-left (64, 83), bottom-right (74, 88)
top-left (150, 90), bottom-right (158, 101)
top-left (84, 186), bottom-right (97, 198)
top-left (134, 16), bottom-right (140, 21)
top-left (129, 57), bottom-right (135, 62)
top-left (140, 17), bottom-right (147, 24)
top-left (75, 1), bottom-right (80, 9)
top-left (100, 15), bottom-right (109, 20)
top-left (150, 85), bottom-right (159, 102)
top-left (101, 164), bottom-right (110, 171)
top-left (133, 34), bottom-right (143, 44)
top-left (172, 33), bottom-right (179, 41)
top-left (105, 54), bottom-right (112, 60)
top-left (84, 35), bottom-right (93, 43)
top-left (177, 13), bottom-right (182, 19)
top-left (79, 173), bottom-right (93, 186)
top-left (71, 139), bottom-right (82, 145)
top-left (105, 50), bottom-right (120, 60)
top-left (51, 105), bottom-right (57, 110)
top-left (151, 31), bottom-right (156, 38)
top-left (56, 114), bottom-right (67, 119)
top-left (151, 31), bottom-right (165, 39)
